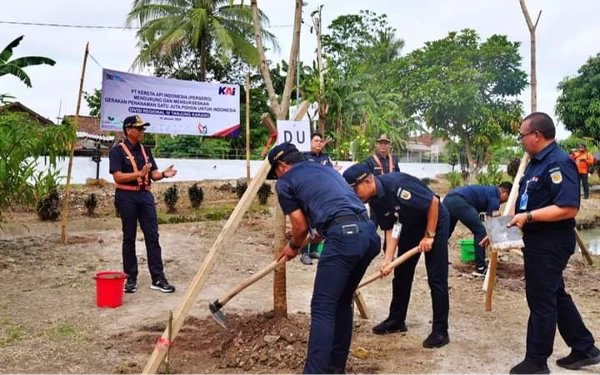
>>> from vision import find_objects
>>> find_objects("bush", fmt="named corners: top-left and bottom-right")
top-left (36, 188), bottom-right (61, 221)
top-left (188, 183), bottom-right (204, 209)
top-left (235, 182), bottom-right (248, 199)
top-left (446, 171), bottom-right (463, 189)
top-left (258, 183), bottom-right (272, 205)
top-left (84, 193), bottom-right (97, 216)
top-left (476, 162), bottom-right (505, 186)
top-left (163, 185), bottom-right (179, 213)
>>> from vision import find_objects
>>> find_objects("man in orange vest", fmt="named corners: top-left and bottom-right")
top-left (571, 144), bottom-right (595, 199)
top-left (109, 115), bottom-right (177, 294)
top-left (364, 134), bottom-right (400, 176)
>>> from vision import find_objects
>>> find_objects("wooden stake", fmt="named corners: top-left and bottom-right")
top-left (60, 42), bottom-right (89, 244)
top-left (245, 73), bottom-right (251, 182)
top-left (575, 230), bottom-right (594, 265)
top-left (165, 310), bottom-right (173, 374)
top-left (142, 161), bottom-right (271, 374)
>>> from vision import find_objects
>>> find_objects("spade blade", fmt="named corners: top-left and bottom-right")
top-left (208, 301), bottom-right (227, 329)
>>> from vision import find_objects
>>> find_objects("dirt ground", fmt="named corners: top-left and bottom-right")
top-left (2, 180), bottom-right (600, 374)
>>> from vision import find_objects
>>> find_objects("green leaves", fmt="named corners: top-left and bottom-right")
top-left (0, 35), bottom-right (56, 87)
top-left (0, 112), bottom-right (75, 220)
top-left (556, 53), bottom-right (600, 142)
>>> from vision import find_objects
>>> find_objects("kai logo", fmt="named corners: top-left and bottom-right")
top-left (106, 73), bottom-right (125, 82)
top-left (218, 86), bottom-right (236, 96)
top-left (197, 122), bottom-right (208, 134)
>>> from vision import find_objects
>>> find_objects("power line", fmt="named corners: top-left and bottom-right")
top-left (0, 20), bottom-right (293, 30)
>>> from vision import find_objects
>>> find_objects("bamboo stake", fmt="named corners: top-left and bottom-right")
top-left (245, 73), bottom-right (251, 182)
top-left (165, 311), bottom-right (172, 374)
top-left (60, 42), bottom-right (89, 244)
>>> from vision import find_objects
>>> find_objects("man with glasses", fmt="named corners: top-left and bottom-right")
top-left (507, 112), bottom-right (600, 374)
top-left (109, 115), bottom-right (177, 294)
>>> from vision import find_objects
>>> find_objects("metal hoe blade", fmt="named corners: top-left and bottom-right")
top-left (208, 300), bottom-right (227, 329)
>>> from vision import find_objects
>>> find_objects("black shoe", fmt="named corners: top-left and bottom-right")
top-left (372, 318), bottom-right (407, 335)
top-left (308, 251), bottom-right (320, 260)
top-left (124, 278), bottom-right (137, 293)
top-left (422, 331), bottom-right (450, 348)
top-left (150, 278), bottom-right (175, 293)
top-left (472, 266), bottom-right (488, 277)
top-left (509, 359), bottom-right (550, 374)
top-left (325, 366), bottom-right (345, 374)
top-left (556, 346), bottom-right (600, 370)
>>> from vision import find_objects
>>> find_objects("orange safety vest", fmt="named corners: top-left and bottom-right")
top-left (115, 142), bottom-right (152, 191)
top-left (371, 153), bottom-right (395, 174)
top-left (572, 151), bottom-right (595, 174)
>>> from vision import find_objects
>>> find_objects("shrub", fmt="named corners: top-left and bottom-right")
top-left (84, 193), bottom-right (97, 216)
top-left (36, 188), bottom-right (61, 221)
top-left (258, 183), bottom-right (272, 205)
top-left (188, 183), bottom-right (204, 209)
top-left (235, 182), bottom-right (248, 199)
top-left (446, 171), bottom-right (463, 189)
top-left (420, 177), bottom-right (438, 186)
top-left (476, 162), bottom-right (505, 186)
top-left (163, 185), bottom-right (179, 213)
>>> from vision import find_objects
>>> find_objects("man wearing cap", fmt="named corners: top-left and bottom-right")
top-left (268, 142), bottom-right (380, 374)
top-left (109, 115), bottom-right (177, 294)
top-left (364, 134), bottom-right (400, 176)
top-left (343, 163), bottom-right (450, 349)
top-left (570, 144), bottom-right (595, 199)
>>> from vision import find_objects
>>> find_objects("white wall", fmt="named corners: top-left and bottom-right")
top-left (36, 157), bottom-right (455, 185)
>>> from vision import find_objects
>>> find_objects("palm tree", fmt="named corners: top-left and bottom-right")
top-left (0, 35), bottom-right (55, 87)
top-left (126, 0), bottom-right (277, 81)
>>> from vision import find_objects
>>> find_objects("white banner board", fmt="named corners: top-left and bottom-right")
top-left (100, 69), bottom-right (240, 137)
top-left (276, 120), bottom-right (311, 152)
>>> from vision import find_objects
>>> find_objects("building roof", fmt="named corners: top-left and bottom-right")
top-left (63, 115), bottom-right (102, 134)
top-left (0, 102), bottom-right (54, 125)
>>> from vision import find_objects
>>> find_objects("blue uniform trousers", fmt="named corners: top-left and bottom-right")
top-left (303, 220), bottom-right (380, 374)
top-left (389, 204), bottom-right (450, 333)
top-left (523, 230), bottom-right (595, 363)
top-left (115, 190), bottom-right (164, 282)
top-left (443, 194), bottom-right (487, 269)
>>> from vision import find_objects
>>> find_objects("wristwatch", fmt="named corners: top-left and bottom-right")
top-left (288, 239), bottom-right (301, 250)
top-left (424, 230), bottom-right (436, 238)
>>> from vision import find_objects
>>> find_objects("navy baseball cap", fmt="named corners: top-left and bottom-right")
top-left (123, 115), bottom-right (150, 128)
top-left (343, 163), bottom-right (372, 187)
top-left (267, 142), bottom-right (298, 179)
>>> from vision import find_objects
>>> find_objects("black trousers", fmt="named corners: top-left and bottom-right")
top-left (115, 190), bottom-right (165, 282)
top-left (443, 194), bottom-right (487, 269)
top-left (388, 204), bottom-right (450, 333)
top-left (523, 230), bottom-right (595, 363)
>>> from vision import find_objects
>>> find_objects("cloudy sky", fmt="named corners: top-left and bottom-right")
top-left (2, 0), bottom-right (599, 139)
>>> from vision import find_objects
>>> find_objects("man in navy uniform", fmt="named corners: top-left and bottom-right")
top-left (343, 164), bottom-right (450, 349)
top-left (109, 115), bottom-right (177, 294)
top-left (364, 133), bottom-right (400, 175)
top-left (507, 112), bottom-right (600, 374)
top-left (443, 182), bottom-right (512, 276)
top-left (299, 132), bottom-right (342, 265)
top-left (267, 142), bottom-right (380, 374)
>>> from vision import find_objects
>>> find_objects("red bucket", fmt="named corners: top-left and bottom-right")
top-left (93, 271), bottom-right (127, 308)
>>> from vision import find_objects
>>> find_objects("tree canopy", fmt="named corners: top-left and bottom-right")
top-left (556, 53), bottom-right (600, 142)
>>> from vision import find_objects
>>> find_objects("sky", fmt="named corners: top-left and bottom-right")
top-left (2, 0), bottom-right (599, 140)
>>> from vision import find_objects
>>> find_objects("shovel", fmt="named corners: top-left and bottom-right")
top-left (208, 237), bottom-right (310, 328)
top-left (355, 246), bottom-right (420, 290)
top-left (482, 216), bottom-right (524, 251)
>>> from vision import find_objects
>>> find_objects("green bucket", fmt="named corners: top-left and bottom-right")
top-left (459, 239), bottom-right (475, 262)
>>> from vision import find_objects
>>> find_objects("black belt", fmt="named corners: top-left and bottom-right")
top-left (321, 213), bottom-right (369, 232)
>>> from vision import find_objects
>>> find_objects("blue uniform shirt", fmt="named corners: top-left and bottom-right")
top-left (368, 172), bottom-right (435, 230)
top-left (448, 185), bottom-right (501, 216)
top-left (109, 139), bottom-right (158, 187)
top-left (364, 153), bottom-right (400, 175)
top-left (304, 151), bottom-right (333, 167)
top-left (516, 142), bottom-right (580, 233)
top-left (276, 161), bottom-right (366, 231)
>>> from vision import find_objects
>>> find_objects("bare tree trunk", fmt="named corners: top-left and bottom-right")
top-left (199, 38), bottom-right (207, 82)
top-left (251, 0), bottom-right (304, 318)
top-left (519, 0), bottom-right (541, 112)
top-left (314, 5), bottom-right (327, 134)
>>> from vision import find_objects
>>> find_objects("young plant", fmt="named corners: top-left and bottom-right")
top-left (188, 183), bottom-right (204, 209)
top-left (164, 185), bottom-right (179, 213)
top-left (84, 193), bottom-right (97, 216)
top-left (235, 182), bottom-right (248, 199)
top-left (257, 183), bottom-right (272, 205)
top-left (36, 188), bottom-right (61, 221)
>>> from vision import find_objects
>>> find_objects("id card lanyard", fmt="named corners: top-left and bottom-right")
top-left (391, 213), bottom-right (402, 239)
top-left (519, 179), bottom-right (531, 211)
